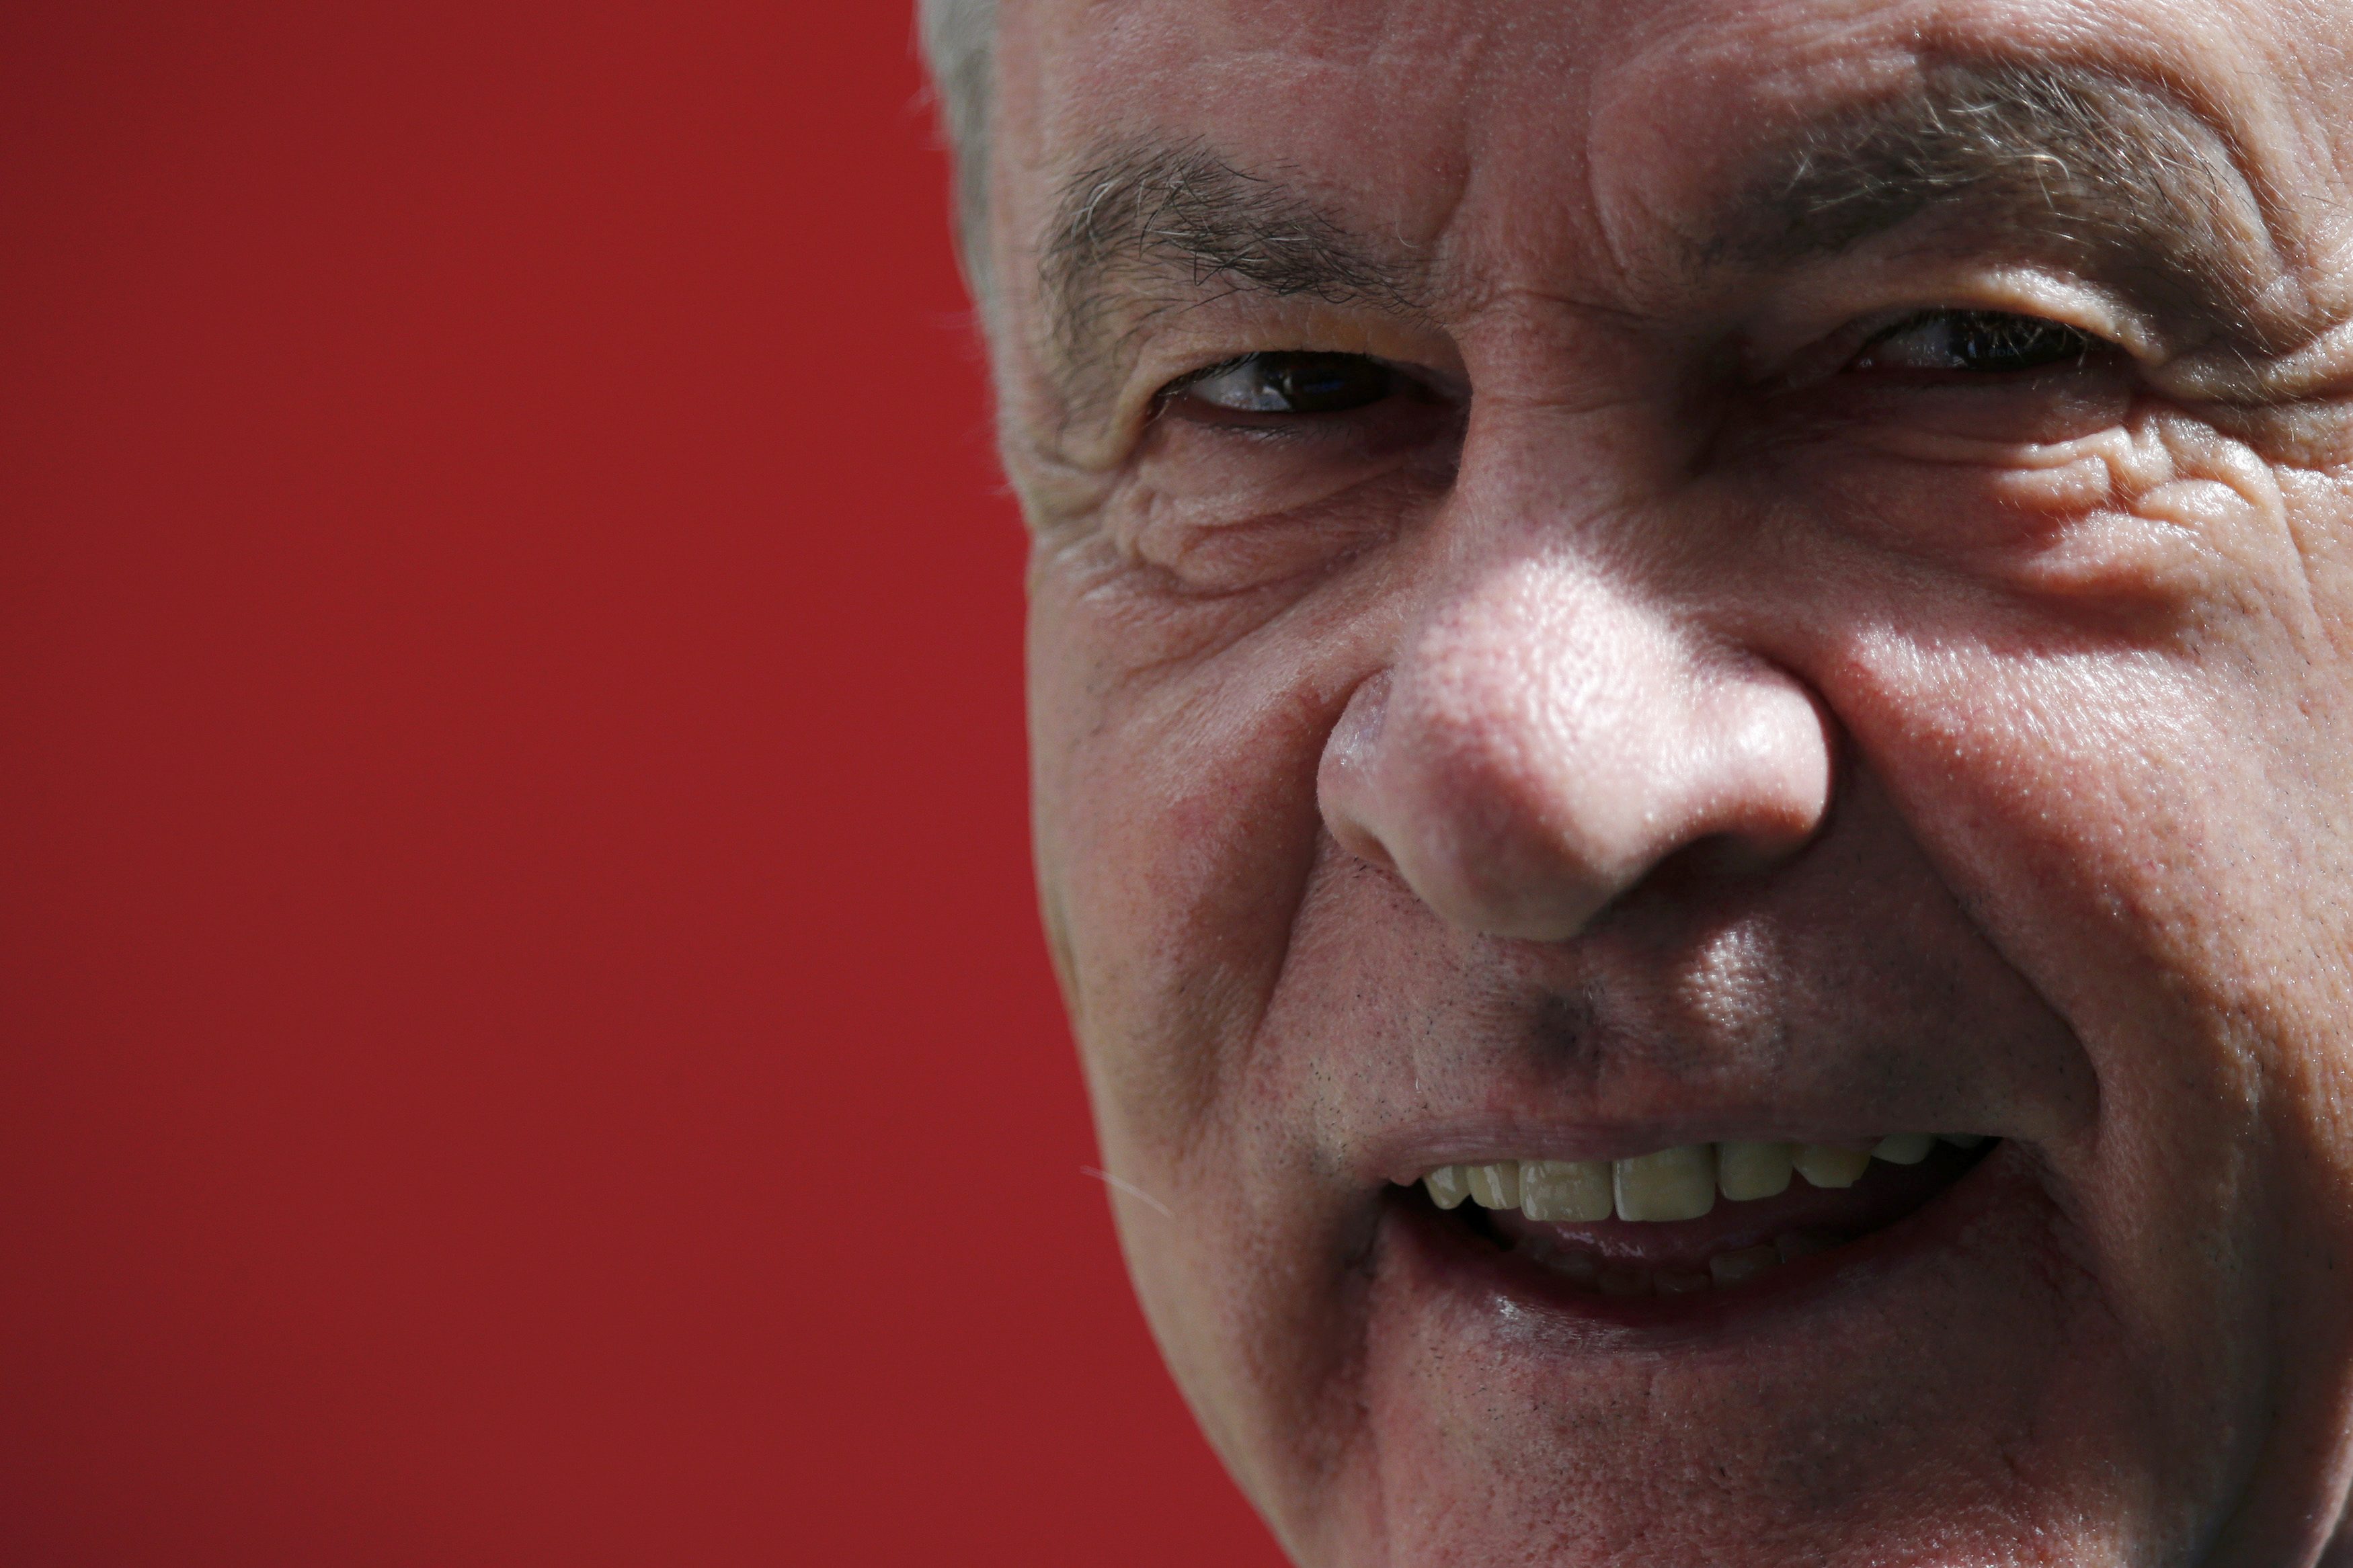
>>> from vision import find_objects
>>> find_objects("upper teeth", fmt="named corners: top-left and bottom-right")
top-left (1419, 1134), bottom-right (1987, 1223)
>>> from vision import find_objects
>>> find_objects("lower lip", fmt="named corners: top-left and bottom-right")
top-left (1380, 1142), bottom-right (2030, 1344)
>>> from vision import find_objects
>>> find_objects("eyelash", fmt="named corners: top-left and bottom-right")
top-left (1848, 308), bottom-right (2101, 374)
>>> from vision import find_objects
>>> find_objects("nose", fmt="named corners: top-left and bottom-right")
top-left (1317, 558), bottom-right (1833, 941)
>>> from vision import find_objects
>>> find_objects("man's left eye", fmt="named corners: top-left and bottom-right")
top-left (1173, 352), bottom-right (1399, 415)
top-left (1850, 310), bottom-right (2095, 374)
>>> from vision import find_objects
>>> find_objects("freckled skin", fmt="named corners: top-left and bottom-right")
top-left (980, 1), bottom-right (2353, 1563)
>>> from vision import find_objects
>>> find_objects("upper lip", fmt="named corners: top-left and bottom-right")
top-left (1315, 921), bottom-right (2093, 1198)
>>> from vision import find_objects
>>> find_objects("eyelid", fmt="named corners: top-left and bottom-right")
top-left (1858, 305), bottom-right (2087, 343)
top-left (1105, 302), bottom-right (1470, 446)
top-left (1768, 304), bottom-right (2113, 389)
top-left (1158, 355), bottom-right (1254, 401)
top-left (1743, 257), bottom-right (2161, 384)
top-left (1158, 350), bottom-right (1386, 396)
top-left (1152, 350), bottom-right (1461, 423)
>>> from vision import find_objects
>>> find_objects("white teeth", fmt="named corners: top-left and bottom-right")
top-left (1412, 1133), bottom-right (1993, 1224)
top-left (1520, 1231), bottom-right (1601, 1284)
top-left (1518, 1239), bottom-right (1796, 1296)
top-left (1613, 1144), bottom-right (1717, 1222)
top-left (1716, 1141), bottom-right (1794, 1201)
top-left (1423, 1165), bottom-right (1472, 1210)
top-left (1465, 1161), bottom-right (1522, 1210)
top-left (1794, 1143), bottom-right (1873, 1189)
top-left (1708, 1243), bottom-right (1780, 1286)
top-left (1519, 1159), bottom-right (1613, 1222)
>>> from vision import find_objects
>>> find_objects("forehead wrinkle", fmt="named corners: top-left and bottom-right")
top-left (1710, 59), bottom-right (2285, 341)
top-left (1039, 137), bottom-right (1431, 412)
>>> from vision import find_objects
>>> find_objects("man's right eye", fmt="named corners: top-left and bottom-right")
top-left (1170, 352), bottom-right (1400, 416)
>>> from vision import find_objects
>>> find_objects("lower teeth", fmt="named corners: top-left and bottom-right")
top-left (1519, 1229), bottom-right (1842, 1296)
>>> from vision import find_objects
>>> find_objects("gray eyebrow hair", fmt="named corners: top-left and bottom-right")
top-left (1039, 61), bottom-right (2280, 411)
top-left (1740, 62), bottom-right (2273, 333)
top-left (1040, 140), bottom-right (1427, 396)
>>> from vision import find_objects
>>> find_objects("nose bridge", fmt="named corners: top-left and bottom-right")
top-left (1316, 443), bottom-right (1832, 942)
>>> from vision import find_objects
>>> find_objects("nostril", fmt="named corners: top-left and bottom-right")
top-left (1640, 829), bottom-right (1815, 900)
top-left (1330, 819), bottom-right (1400, 874)
top-left (1319, 669), bottom-right (1396, 870)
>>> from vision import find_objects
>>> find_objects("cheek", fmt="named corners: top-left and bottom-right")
top-left (1780, 394), bottom-right (2353, 1198)
top-left (1024, 559), bottom-right (1373, 1156)
top-left (1114, 479), bottom-right (1420, 597)
top-left (1795, 523), bottom-right (2353, 1311)
top-left (1816, 631), bottom-right (2233, 1018)
top-left (1799, 401), bottom-right (2327, 642)
top-left (1109, 413), bottom-right (1453, 596)
top-left (1783, 406), bottom-right (2353, 1553)
top-left (1991, 406), bottom-right (2313, 620)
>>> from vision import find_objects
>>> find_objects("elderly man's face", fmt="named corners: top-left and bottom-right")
top-left (986, 0), bottom-right (2353, 1561)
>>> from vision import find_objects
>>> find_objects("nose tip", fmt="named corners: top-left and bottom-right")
top-left (1316, 585), bottom-right (1833, 942)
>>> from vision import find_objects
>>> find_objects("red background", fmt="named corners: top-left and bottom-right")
top-left (1, 4), bottom-right (1285, 1562)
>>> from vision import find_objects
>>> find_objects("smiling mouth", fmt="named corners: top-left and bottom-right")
top-left (1399, 1136), bottom-right (1997, 1300)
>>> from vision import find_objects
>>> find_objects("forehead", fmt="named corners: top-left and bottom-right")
top-left (993, 0), bottom-right (2346, 302)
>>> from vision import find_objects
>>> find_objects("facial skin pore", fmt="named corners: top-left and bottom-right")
top-left (982, 2), bottom-right (2353, 1563)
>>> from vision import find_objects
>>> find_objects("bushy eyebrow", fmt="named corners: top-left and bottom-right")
top-left (1039, 141), bottom-right (1429, 405)
top-left (1733, 62), bottom-right (2273, 331)
top-left (1038, 60), bottom-right (2280, 413)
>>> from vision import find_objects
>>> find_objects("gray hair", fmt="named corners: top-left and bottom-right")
top-left (916, 0), bottom-right (999, 310)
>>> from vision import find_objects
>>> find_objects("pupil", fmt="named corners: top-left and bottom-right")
top-left (1264, 353), bottom-right (1386, 412)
